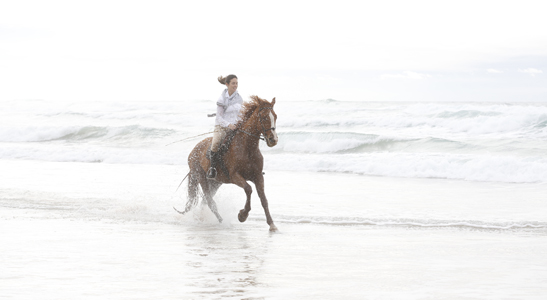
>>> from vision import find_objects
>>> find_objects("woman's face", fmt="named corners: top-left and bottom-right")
top-left (226, 78), bottom-right (238, 95)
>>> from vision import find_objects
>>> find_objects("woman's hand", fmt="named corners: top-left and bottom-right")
top-left (228, 124), bottom-right (237, 130)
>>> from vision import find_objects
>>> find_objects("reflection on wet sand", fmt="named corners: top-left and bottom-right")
top-left (181, 225), bottom-right (270, 298)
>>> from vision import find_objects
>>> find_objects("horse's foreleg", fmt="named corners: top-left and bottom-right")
top-left (231, 173), bottom-right (252, 223)
top-left (254, 175), bottom-right (277, 232)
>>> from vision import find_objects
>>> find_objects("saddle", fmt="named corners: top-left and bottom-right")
top-left (206, 129), bottom-right (237, 179)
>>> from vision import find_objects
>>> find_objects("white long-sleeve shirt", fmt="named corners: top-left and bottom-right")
top-left (215, 89), bottom-right (243, 127)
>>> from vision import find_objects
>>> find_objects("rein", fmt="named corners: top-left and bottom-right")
top-left (167, 104), bottom-right (275, 146)
top-left (258, 106), bottom-right (276, 136)
top-left (165, 131), bottom-right (214, 146)
top-left (238, 128), bottom-right (265, 140)
top-left (237, 105), bottom-right (275, 141)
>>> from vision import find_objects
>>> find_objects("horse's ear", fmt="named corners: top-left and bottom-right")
top-left (271, 97), bottom-right (276, 106)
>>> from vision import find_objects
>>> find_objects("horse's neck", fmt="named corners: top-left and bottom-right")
top-left (238, 111), bottom-right (261, 147)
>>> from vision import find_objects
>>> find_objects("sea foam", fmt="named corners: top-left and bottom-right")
top-left (2, 99), bottom-right (547, 183)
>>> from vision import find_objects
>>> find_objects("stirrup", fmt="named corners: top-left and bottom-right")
top-left (207, 167), bottom-right (217, 178)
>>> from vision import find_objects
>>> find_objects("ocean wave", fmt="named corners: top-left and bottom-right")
top-left (259, 215), bottom-right (547, 230)
top-left (434, 109), bottom-right (503, 119)
top-left (1, 99), bottom-right (214, 129)
top-left (263, 153), bottom-right (547, 183)
top-left (0, 125), bottom-right (176, 143)
top-left (3, 100), bottom-right (547, 184)
top-left (273, 131), bottom-right (470, 154)
top-left (3, 140), bottom-right (547, 183)
top-left (5, 100), bottom-right (547, 139)
top-left (278, 102), bottom-right (547, 138)
top-left (274, 131), bottom-right (381, 153)
top-left (0, 143), bottom-right (187, 165)
top-left (534, 117), bottom-right (547, 129)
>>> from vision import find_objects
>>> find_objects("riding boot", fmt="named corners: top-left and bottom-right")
top-left (207, 151), bottom-right (219, 178)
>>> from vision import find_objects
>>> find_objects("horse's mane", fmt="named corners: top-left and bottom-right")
top-left (237, 95), bottom-right (270, 125)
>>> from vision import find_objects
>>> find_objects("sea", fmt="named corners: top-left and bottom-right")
top-left (1, 99), bottom-right (546, 299)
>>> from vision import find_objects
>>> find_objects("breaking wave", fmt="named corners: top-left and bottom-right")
top-left (0, 125), bottom-right (176, 143)
top-left (2, 99), bottom-right (547, 183)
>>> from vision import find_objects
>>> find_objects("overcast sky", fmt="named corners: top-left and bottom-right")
top-left (1, 0), bottom-right (546, 102)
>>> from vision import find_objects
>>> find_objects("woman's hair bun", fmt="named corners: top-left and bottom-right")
top-left (218, 74), bottom-right (238, 85)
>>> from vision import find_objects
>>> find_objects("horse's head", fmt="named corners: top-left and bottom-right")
top-left (254, 96), bottom-right (278, 147)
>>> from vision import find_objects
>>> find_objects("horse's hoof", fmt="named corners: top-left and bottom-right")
top-left (238, 209), bottom-right (248, 223)
top-left (269, 224), bottom-right (278, 232)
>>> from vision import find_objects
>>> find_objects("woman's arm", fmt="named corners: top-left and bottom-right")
top-left (216, 103), bottom-right (230, 127)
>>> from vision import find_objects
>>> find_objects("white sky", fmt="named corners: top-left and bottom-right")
top-left (1, 0), bottom-right (546, 102)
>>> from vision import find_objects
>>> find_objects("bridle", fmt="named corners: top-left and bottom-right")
top-left (258, 106), bottom-right (276, 136)
top-left (238, 105), bottom-right (276, 141)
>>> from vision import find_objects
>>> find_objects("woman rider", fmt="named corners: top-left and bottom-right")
top-left (207, 74), bottom-right (243, 178)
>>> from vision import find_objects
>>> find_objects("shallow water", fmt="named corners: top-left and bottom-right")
top-left (4, 212), bottom-right (546, 300)
top-left (1, 160), bottom-right (546, 299)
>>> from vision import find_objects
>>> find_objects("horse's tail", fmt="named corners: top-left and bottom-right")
top-left (175, 172), bottom-right (190, 192)
top-left (173, 171), bottom-right (200, 215)
top-left (184, 171), bottom-right (200, 212)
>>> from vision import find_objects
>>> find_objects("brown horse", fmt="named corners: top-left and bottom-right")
top-left (176, 95), bottom-right (279, 231)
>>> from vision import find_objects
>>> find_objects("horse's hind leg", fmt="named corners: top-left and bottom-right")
top-left (207, 179), bottom-right (222, 198)
top-left (197, 173), bottom-right (223, 223)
